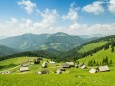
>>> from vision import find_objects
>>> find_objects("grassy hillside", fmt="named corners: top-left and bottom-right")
top-left (78, 41), bottom-right (107, 53)
top-left (0, 57), bottom-right (37, 71)
top-left (78, 47), bottom-right (115, 65)
top-left (0, 56), bottom-right (115, 86)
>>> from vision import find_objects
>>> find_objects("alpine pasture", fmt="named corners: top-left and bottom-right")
top-left (0, 57), bottom-right (115, 86)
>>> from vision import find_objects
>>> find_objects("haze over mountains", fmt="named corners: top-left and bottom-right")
top-left (0, 45), bottom-right (19, 56)
top-left (0, 32), bottom-right (100, 52)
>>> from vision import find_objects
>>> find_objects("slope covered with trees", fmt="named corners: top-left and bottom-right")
top-left (0, 45), bottom-right (19, 56)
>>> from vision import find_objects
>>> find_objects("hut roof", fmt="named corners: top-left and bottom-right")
top-left (62, 63), bottom-right (69, 68)
top-left (2, 71), bottom-right (11, 74)
top-left (50, 61), bottom-right (56, 64)
top-left (81, 65), bottom-right (87, 69)
top-left (98, 65), bottom-right (110, 72)
top-left (56, 69), bottom-right (62, 74)
top-left (38, 70), bottom-right (49, 74)
top-left (78, 63), bottom-right (83, 67)
top-left (60, 68), bottom-right (65, 71)
top-left (66, 62), bottom-right (74, 66)
top-left (42, 62), bottom-right (47, 68)
top-left (20, 67), bottom-right (29, 72)
top-left (37, 57), bottom-right (42, 60)
top-left (89, 68), bottom-right (96, 73)
top-left (21, 64), bottom-right (28, 67)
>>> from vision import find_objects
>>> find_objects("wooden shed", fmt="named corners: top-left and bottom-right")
top-left (62, 63), bottom-right (70, 68)
top-left (38, 70), bottom-right (49, 74)
top-left (97, 65), bottom-right (110, 72)
top-left (20, 67), bottom-right (29, 72)
top-left (89, 68), bottom-right (97, 73)
top-left (66, 62), bottom-right (75, 67)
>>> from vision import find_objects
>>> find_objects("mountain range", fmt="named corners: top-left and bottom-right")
top-left (0, 45), bottom-right (19, 56)
top-left (0, 32), bottom-right (93, 52)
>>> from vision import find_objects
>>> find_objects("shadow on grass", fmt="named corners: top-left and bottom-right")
top-left (0, 64), bottom-right (17, 70)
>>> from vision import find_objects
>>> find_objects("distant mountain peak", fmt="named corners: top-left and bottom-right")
top-left (53, 32), bottom-right (69, 36)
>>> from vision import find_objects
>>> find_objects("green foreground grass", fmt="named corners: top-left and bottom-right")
top-left (0, 67), bottom-right (115, 86)
top-left (0, 52), bottom-right (115, 86)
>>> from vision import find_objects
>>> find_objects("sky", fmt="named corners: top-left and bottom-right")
top-left (0, 0), bottom-right (115, 37)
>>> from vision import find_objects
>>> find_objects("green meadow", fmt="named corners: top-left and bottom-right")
top-left (78, 47), bottom-right (115, 65)
top-left (0, 67), bottom-right (115, 86)
top-left (0, 56), bottom-right (115, 86)
top-left (78, 41), bottom-right (107, 53)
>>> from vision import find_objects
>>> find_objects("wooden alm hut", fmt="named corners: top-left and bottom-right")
top-left (21, 61), bottom-right (29, 67)
top-left (49, 61), bottom-right (56, 64)
top-left (62, 63), bottom-right (70, 68)
top-left (28, 60), bottom-right (35, 65)
top-left (75, 64), bottom-right (79, 68)
top-left (81, 65), bottom-right (87, 69)
top-left (42, 62), bottom-right (47, 68)
top-left (56, 69), bottom-right (62, 74)
top-left (97, 65), bottom-right (110, 72)
top-left (66, 62), bottom-right (75, 67)
top-left (1, 71), bottom-right (11, 74)
top-left (89, 68), bottom-right (97, 73)
top-left (38, 70), bottom-right (49, 74)
top-left (20, 66), bottom-right (29, 72)
top-left (37, 57), bottom-right (43, 61)
top-left (78, 63), bottom-right (83, 67)
top-left (59, 68), bottom-right (66, 71)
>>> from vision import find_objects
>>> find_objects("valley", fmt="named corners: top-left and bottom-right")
top-left (0, 34), bottom-right (115, 86)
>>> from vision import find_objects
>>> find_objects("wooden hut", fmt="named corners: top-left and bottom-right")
top-left (20, 67), bottom-right (29, 72)
top-left (56, 69), bottom-right (62, 74)
top-left (97, 65), bottom-right (110, 72)
top-left (66, 62), bottom-right (75, 67)
top-left (42, 62), bottom-right (47, 68)
top-left (62, 63), bottom-right (70, 68)
top-left (81, 65), bottom-right (87, 69)
top-left (38, 70), bottom-right (49, 74)
top-left (89, 68), bottom-right (97, 73)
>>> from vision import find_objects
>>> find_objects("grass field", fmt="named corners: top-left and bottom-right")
top-left (78, 47), bottom-right (115, 65)
top-left (0, 56), bottom-right (115, 86)
top-left (0, 67), bottom-right (115, 86)
top-left (78, 41), bottom-right (107, 53)
top-left (0, 45), bottom-right (115, 86)
top-left (0, 57), bottom-right (37, 71)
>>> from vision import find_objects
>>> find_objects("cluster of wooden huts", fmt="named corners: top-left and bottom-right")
top-left (1, 70), bottom-right (11, 74)
top-left (89, 65), bottom-right (110, 73)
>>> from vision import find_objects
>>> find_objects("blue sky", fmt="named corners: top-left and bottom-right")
top-left (0, 0), bottom-right (115, 36)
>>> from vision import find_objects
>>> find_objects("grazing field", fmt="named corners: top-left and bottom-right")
top-left (0, 56), bottom-right (115, 86)
top-left (78, 41), bottom-right (107, 53)
top-left (0, 57), bottom-right (37, 71)
top-left (0, 67), bottom-right (115, 86)
top-left (78, 47), bottom-right (115, 65)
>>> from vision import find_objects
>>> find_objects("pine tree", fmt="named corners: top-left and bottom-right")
top-left (111, 46), bottom-right (114, 52)
top-left (109, 60), bottom-right (112, 64)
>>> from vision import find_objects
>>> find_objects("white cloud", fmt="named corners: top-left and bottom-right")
top-left (82, 1), bottom-right (105, 15)
top-left (62, 2), bottom-right (79, 22)
top-left (0, 1), bottom-right (115, 37)
top-left (0, 8), bottom-right (58, 36)
top-left (0, 17), bottom-right (115, 36)
top-left (33, 8), bottom-right (58, 29)
top-left (6, 18), bottom-right (18, 24)
top-left (18, 0), bottom-right (36, 14)
top-left (108, 0), bottom-right (115, 14)
top-left (66, 23), bottom-right (115, 35)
